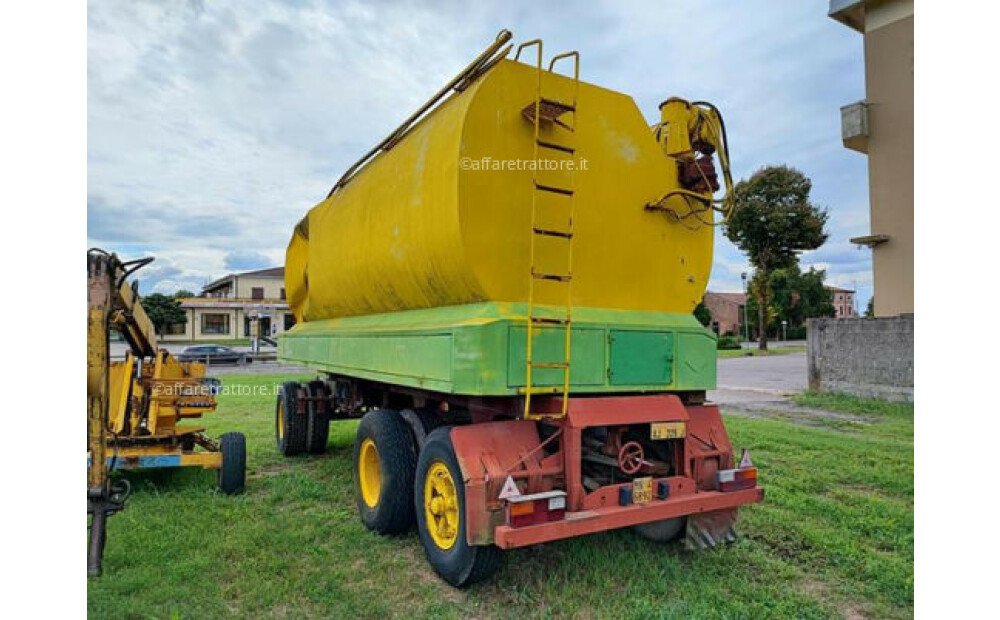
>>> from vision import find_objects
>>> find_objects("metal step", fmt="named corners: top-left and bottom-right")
top-left (521, 98), bottom-right (576, 127)
top-left (530, 316), bottom-right (570, 325)
top-left (531, 271), bottom-right (572, 282)
top-left (528, 361), bottom-right (570, 369)
top-left (537, 139), bottom-right (575, 154)
top-left (533, 227), bottom-right (573, 239)
top-left (534, 182), bottom-right (574, 196)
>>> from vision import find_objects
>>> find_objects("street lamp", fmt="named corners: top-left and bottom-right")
top-left (781, 319), bottom-right (787, 343)
top-left (741, 272), bottom-right (749, 351)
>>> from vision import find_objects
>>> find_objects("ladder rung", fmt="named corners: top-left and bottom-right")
top-left (528, 361), bottom-right (569, 369)
top-left (535, 183), bottom-right (574, 196)
top-left (533, 227), bottom-right (573, 239)
top-left (519, 386), bottom-right (565, 395)
top-left (537, 139), bottom-right (575, 154)
top-left (530, 316), bottom-right (569, 325)
top-left (532, 271), bottom-right (572, 282)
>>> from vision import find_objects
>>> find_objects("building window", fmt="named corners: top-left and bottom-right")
top-left (251, 287), bottom-right (264, 300)
top-left (280, 287), bottom-right (286, 300)
top-left (284, 313), bottom-right (296, 330)
top-left (164, 322), bottom-right (186, 335)
top-left (201, 313), bottom-right (230, 335)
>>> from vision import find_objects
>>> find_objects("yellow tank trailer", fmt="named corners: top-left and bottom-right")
top-left (276, 31), bottom-right (761, 587)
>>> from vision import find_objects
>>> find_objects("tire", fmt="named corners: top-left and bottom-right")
top-left (276, 382), bottom-right (307, 456)
top-left (218, 432), bottom-right (246, 495)
top-left (399, 408), bottom-right (443, 452)
top-left (353, 409), bottom-right (417, 534)
top-left (633, 517), bottom-right (687, 542)
top-left (305, 381), bottom-right (331, 454)
top-left (415, 427), bottom-right (503, 587)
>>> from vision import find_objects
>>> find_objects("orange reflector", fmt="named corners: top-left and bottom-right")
top-left (509, 500), bottom-right (536, 517)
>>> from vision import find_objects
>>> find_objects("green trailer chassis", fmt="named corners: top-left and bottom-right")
top-left (279, 302), bottom-right (716, 396)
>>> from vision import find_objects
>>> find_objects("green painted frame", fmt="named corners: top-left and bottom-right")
top-left (279, 302), bottom-right (716, 396)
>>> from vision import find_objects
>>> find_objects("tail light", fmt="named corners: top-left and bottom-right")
top-left (506, 490), bottom-right (567, 528)
top-left (716, 467), bottom-right (757, 492)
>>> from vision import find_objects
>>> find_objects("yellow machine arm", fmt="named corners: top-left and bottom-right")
top-left (87, 249), bottom-right (219, 576)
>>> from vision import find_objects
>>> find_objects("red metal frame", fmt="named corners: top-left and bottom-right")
top-left (450, 394), bottom-right (764, 548)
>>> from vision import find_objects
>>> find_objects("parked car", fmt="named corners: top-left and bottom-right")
top-left (177, 345), bottom-right (251, 365)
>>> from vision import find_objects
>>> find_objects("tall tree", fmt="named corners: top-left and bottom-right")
top-left (173, 289), bottom-right (196, 299)
top-left (724, 166), bottom-right (828, 350)
top-left (142, 293), bottom-right (187, 335)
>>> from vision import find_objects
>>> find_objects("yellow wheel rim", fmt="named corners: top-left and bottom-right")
top-left (424, 461), bottom-right (460, 550)
top-left (358, 438), bottom-right (381, 508)
top-left (277, 399), bottom-right (285, 440)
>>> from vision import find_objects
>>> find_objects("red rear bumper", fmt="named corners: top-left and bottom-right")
top-left (493, 486), bottom-right (764, 549)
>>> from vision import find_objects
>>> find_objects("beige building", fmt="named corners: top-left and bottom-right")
top-left (825, 285), bottom-right (857, 319)
top-left (161, 267), bottom-right (296, 342)
top-left (830, 0), bottom-right (913, 317)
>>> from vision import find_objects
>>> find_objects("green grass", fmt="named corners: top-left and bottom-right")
top-left (717, 346), bottom-right (806, 358)
top-left (88, 374), bottom-right (913, 619)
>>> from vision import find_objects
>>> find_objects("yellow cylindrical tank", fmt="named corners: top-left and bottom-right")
top-left (287, 58), bottom-right (715, 323)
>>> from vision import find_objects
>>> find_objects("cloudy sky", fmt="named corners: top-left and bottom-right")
top-left (87, 0), bottom-right (871, 309)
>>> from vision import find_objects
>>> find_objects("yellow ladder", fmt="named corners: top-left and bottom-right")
top-left (515, 41), bottom-right (580, 420)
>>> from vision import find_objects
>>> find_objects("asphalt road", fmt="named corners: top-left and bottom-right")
top-left (709, 351), bottom-right (807, 405)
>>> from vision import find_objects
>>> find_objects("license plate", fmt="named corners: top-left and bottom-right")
top-left (651, 422), bottom-right (686, 440)
top-left (632, 476), bottom-right (652, 504)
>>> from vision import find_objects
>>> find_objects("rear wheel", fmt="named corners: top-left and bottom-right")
top-left (353, 409), bottom-right (417, 534)
top-left (276, 382), bottom-right (307, 456)
top-left (305, 381), bottom-right (331, 454)
top-left (218, 432), bottom-right (246, 494)
top-left (415, 427), bottom-right (502, 587)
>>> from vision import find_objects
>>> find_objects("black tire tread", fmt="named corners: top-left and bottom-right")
top-left (305, 381), bottom-right (331, 454)
top-left (353, 409), bottom-right (417, 534)
top-left (415, 426), bottom-right (503, 587)
top-left (276, 382), bottom-right (307, 456)
top-left (218, 432), bottom-right (246, 495)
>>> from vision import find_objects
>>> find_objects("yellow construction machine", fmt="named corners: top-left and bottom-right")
top-left (87, 249), bottom-right (246, 576)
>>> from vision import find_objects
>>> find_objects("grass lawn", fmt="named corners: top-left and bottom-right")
top-left (717, 346), bottom-right (806, 359)
top-left (88, 375), bottom-right (913, 619)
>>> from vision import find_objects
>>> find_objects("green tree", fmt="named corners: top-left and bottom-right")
top-left (769, 265), bottom-right (835, 329)
top-left (142, 293), bottom-right (187, 335)
top-left (173, 289), bottom-right (196, 299)
top-left (724, 165), bottom-right (829, 350)
top-left (864, 296), bottom-right (875, 318)
top-left (693, 300), bottom-right (712, 327)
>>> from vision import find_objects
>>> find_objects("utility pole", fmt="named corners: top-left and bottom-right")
top-left (741, 272), bottom-right (750, 352)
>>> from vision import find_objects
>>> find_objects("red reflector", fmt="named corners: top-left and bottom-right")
top-left (717, 467), bottom-right (758, 492)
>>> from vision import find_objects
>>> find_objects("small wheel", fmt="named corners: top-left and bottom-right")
top-left (415, 427), bottom-right (503, 587)
top-left (353, 409), bottom-right (417, 534)
top-left (305, 381), bottom-right (331, 454)
top-left (276, 382), bottom-right (307, 456)
top-left (218, 432), bottom-right (246, 495)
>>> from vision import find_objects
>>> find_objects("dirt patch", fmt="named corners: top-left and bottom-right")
top-left (798, 578), bottom-right (869, 620)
